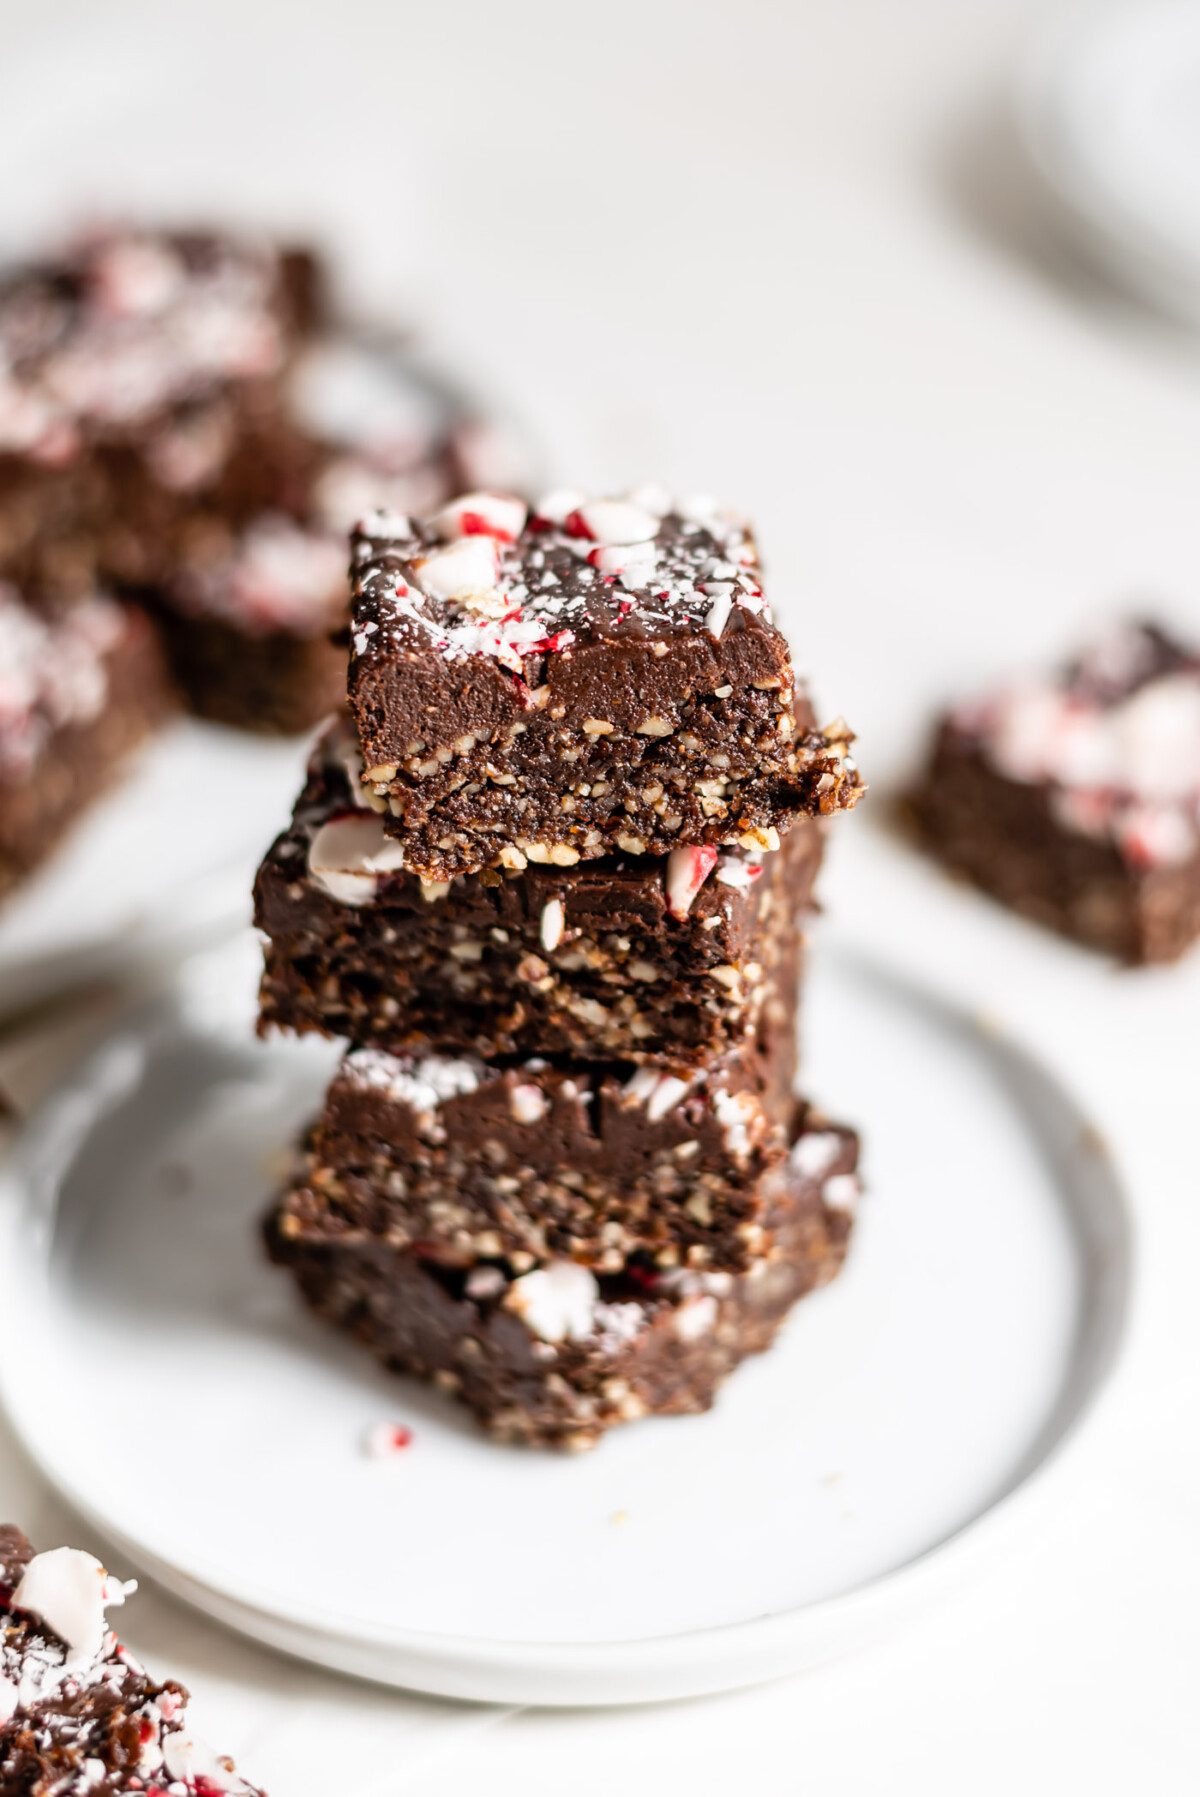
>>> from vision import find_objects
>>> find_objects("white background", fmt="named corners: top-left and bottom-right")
top-left (1, 0), bottom-right (1199, 1791)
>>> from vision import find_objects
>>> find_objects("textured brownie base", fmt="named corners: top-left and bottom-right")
top-left (911, 738), bottom-right (1200, 963)
top-left (0, 601), bottom-right (174, 900)
top-left (265, 1112), bottom-right (859, 1450)
top-left (271, 1025), bottom-right (801, 1272)
top-left (255, 720), bottom-right (819, 1061)
top-left (0, 1524), bottom-right (262, 1794)
top-left (348, 493), bottom-right (861, 879)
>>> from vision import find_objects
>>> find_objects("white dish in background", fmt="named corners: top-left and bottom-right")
top-left (0, 930), bottom-right (1131, 1706)
top-left (1019, 0), bottom-right (1200, 324)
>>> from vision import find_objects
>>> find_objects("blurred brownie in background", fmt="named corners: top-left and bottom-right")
top-left (0, 224), bottom-right (322, 598)
top-left (152, 335), bottom-right (518, 733)
top-left (911, 620), bottom-right (1200, 963)
top-left (0, 224), bottom-right (526, 743)
top-left (0, 584), bottom-right (173, 898)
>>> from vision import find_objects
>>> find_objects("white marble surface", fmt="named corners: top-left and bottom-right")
top-left (1, 0), bottom-right (1199, 1790)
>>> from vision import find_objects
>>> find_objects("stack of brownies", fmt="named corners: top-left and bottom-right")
top-left (256, 487), bottom-right (865, 1449)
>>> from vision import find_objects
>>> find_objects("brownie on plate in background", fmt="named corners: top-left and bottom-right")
top-left (911, 620), bottom-right (1200, 962)
top-left (0, 584), bottom-right (173, 899)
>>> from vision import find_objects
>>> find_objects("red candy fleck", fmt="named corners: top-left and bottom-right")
top-left (460, 510), bottom-right (516, 541)
top-left (529, 629), bottom-right (576, 654)
top-left (564, 508), bottom-right (594, 539)
top-left (665, 844), bottom-right (719, 918)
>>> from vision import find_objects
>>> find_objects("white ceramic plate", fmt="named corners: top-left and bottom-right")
top-left (0, 931), bottom-right (1131, 1706)
top-left (1019, 0), bottom-right (1200, 324)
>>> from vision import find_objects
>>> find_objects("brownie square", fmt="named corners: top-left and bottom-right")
top-left (347, 489), bottom-right (862, 879)
top-left (911, 620), bottom-right (1200, 962)
top-left (0, 225), bottom-right (321, 599)
top-left (0, 1524), bottom-right (263, 1793)
top-left (255, 718), bottom-right (818, 1063)
top-left (265, 1109), bottom-right (860, 1450)
top-left (270, 1023), bottom-right (801, 1274)
top-left (0, 588), bottom-right (174, 898)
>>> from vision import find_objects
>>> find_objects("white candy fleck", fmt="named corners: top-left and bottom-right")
top-left (506, 1262), bottom-right (599, 1343)
top-left (704, 592), bottom-right (733, 638)
top-left (510, 1082), bottom-right (548, 1124)
top-left (712, 1087), bottom-right (755, 1159)
top-left (790, 1130), bottom-right (844, 1180)
top-left (412, 535), bottom-right (501, 602)
top-left (308, 813), bottom-right (406, 904)
top-left (344, 1049), bottom-right (483, 1113)
top-left (12, 1549), bottom-right (135, 1668)
top-left (674, 1294), bottom-right (718, 1341)
top-left (622, 1065), bottom-right (693, 1123)
top-left (573, 499), bottom-right (659, 544)
top-left (823, 1173), bottom-right (860, 1214)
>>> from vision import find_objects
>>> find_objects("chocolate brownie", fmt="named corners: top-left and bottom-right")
top-left (0, 225), bottom-right (320, 599)
top-left (0, 587), bottom-right (173, 898)
top-left (149, 338), bottom-right (530, 733)
top-left (0, 1524), bottom-right (262, 1794)
top-left (154, 515), bottom-right (347, 732)
top-left (911, 620), bottom-right (1200, 962)
top-left (255, 718), bottom-right (818, 1061)
top-left (270, 1022), bottom-right (802, 1272)
top-left (347, 489), bottom-right (862, 879)
top-left (265, 1111), bottom-right (860, 1450)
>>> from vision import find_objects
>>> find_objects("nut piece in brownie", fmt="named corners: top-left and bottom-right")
top-left (0, 587), bottom-right (173, 898)
top-left (347, 488), bottom-right (862, 879)
top-left (0, 1524), bottom-right (262, 1794)
top-left (272, 1030), bottom-right (801, 1273)
top-left (911, 620), bottom-right (1200, 962)
top-left (255, 718), bottom-right (818, 1062)
top-left (0, 225), bottom-right (321, 598)
top-left (265, 1111), bottom-right (859, 1451)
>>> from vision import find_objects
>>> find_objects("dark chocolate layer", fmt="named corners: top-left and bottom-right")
top-left (347, 491), bottom-right (861, 878)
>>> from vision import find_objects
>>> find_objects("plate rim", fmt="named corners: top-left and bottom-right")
top-left (0, 935), bottom-right (1135, 1704)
